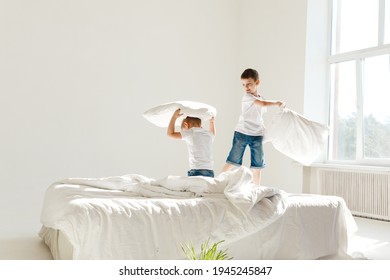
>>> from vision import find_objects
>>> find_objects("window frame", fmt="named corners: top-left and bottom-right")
top-left (327, 0), bottom-right (390, 166)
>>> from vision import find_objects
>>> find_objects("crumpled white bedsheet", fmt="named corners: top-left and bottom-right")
top-left (264, 108), bottom-right (329, 165)
top-left (40, 166), bottom-right (287, 259)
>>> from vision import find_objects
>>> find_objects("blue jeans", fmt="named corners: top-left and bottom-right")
top-left (187, 169), bottom-right (215, 178)
top-left (226, 131), bottom-right (265, 169)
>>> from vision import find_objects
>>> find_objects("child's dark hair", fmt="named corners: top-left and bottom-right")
top-left (241, 68), bottom-right (259, 80)
top-left (182, 116), bottom-right (201, 128)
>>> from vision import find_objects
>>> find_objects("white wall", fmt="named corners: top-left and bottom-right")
top-left (0, 0), bottom-right (318, 238)
top-left (0, 0), bottom-right (240, 237)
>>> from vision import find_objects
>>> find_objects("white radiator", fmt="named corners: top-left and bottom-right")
top-left (318, 168), bottom-right (390, 221)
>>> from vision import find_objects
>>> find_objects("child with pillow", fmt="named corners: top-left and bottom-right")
top-left (167, 109), bottom-right (215, 178)
top-left (222, 68), bottom-right (286, 185)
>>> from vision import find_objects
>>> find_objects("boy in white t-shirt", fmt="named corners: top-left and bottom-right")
top-left (167, 108), bottom-right (215, 177)
top-left (222, 68), bottom-right (285, 185)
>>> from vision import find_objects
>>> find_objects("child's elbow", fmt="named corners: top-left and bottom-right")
top-left (167, 131), bottom-right (180, 139)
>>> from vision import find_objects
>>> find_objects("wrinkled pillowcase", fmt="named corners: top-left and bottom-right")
top-left (264, 108), bottom-right (329, 165)
top-left (143, 100), bottom-right (217, 128)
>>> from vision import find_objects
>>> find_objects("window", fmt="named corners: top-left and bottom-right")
top-left (386, 2), bottom-right (390, 43)
top-left (329, 0), bottom-right (390, 164)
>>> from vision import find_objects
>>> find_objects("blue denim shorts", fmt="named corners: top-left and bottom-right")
top-left (187, 169), bottom-right (215, 178)
top-left (226, 131), bottom-right (265, 169)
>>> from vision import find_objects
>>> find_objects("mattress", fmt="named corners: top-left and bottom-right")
top-left (39, 167), bottom-right (357, 260)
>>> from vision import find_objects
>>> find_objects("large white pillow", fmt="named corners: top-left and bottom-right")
top-left (143, 100), bottom-right (217, 128)
top-left (264, 108), bottom-right (329, 165)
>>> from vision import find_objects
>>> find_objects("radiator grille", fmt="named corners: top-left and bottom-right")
top-left (319, 169), bottom-right (390, 221)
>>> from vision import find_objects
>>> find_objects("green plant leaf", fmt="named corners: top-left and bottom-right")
top-left (181, 238), bottom-right (232, 260)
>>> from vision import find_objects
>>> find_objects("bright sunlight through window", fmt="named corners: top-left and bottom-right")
top-left (329, 0), bottom-right (390, 164)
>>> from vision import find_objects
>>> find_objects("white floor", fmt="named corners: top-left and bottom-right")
top-left (347, 217), bottom-right (390, 260)
top-left (0, 235), bottom-right (53, 260)
top-left (0, 217), bottom-right (389, 260)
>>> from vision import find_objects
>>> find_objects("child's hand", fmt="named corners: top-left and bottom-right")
top-left (172, 108), bottom-right (183, 119)
top-left (278, 101), bottom-right (286, 109)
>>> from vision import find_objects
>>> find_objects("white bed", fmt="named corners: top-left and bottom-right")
top-left (39, 167), bottom-right (357, 260)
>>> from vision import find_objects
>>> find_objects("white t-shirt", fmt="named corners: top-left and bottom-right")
top-left (181, 127), bottom-right (214, 170)
top-left (235, 93), bottom-right (267, 136)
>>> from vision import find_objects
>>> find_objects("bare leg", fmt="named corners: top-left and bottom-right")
top-left (222, 163), bottom-right (234, 173)
top-left (252, 169), bottom-right (261, 185)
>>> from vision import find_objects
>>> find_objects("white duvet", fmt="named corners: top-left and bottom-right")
top-left (40, 167), bottom-right (288, 259)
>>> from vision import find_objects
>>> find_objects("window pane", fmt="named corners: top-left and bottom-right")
top-left (363, 54), bottom-right (390, 158)
top-left (330, 61), bottom-right (357, 160)
top-left (332, 0), bottom-right (378, 54)
top-left (385, 0), bottom-right (390, 44)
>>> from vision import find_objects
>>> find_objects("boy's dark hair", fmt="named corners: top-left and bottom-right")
top-left (182, 116), bottom-right (201, 128)
top-left (241, 68), bottom-right (259, 81)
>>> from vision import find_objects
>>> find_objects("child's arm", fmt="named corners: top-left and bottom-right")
top-left (209, 116), bottom-right (216, 136)
top-left (254, 99), bottom-right (286, 108)
top-left (167, 109), bottom-right (182, 139)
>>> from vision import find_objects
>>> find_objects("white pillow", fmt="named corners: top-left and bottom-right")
top-left (142, 100), bottom-right (217, 128)
top-left (264, 108), bottom-right (329, 165)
